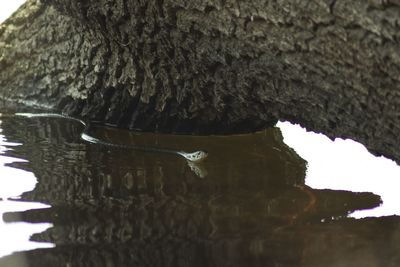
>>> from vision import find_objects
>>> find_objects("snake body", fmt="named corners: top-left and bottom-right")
top-left (13, 113), bottom-right (208, 162)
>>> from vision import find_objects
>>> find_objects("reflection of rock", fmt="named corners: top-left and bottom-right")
top-left (1, 216), bottom-right (400, 267)
top-left (186, 161), bottom-right (208, 178)
top-left (3, 187), bottom-right (381, 242)
top-left (0, 116), bottom-right (390, 266)
top-left (301, 216), bottom-right (400, 267)
top-left (2, 115), bottom-right (308, 204)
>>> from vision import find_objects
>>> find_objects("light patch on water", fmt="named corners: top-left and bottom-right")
top-left (278, 121), bottom-right (400, 218)
top-left (0, 1), bottom-right (27, 23)
top-left (0, 121), bottom-right (54, 258)
top-left (0, 200), bottom-right (54, 258)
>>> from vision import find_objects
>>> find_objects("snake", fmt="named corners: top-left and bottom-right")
top-left (11, 113), bottom-right (208, 163)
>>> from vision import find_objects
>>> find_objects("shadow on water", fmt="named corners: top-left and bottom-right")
top-left (0, 111), bottom-right (399, 266)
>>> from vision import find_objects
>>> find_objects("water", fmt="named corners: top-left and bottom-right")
top-left (0, 120), bottom-right (53, 259)
top-left (0, 109), bottom-right (399, 267)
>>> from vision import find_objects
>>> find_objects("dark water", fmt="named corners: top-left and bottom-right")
top-left (0, 110), bottom-right (399, 267)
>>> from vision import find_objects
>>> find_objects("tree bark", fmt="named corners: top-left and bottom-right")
top-left (1, 0), bottom-right (400, 163)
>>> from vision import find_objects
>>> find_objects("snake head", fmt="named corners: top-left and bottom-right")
top-left (183, 150), bottom-right (208, 162)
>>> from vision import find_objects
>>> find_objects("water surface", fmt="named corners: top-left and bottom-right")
top-left (0, 109), bottom-right (399, 267)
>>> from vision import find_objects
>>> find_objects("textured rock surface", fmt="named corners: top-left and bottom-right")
top-left (1, 0), bottom-right (400, 163)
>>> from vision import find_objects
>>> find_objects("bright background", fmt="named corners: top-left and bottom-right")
top-left (278, 121), bottom-right (400, 218)
top-left (0, 0), bottom-right (26, 23)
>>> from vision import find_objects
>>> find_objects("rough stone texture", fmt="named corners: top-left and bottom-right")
top-left (1, 0), bottom-right (400, 163)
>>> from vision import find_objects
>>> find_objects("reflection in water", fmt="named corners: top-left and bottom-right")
top-left (0, 200), bottom-right (52, 259)
top-left (0, 120), bottom-right (54, 260)
top-left (278, 121), bottom-right (400, 218)
top-left (0, 111), bottom-right (398, 266)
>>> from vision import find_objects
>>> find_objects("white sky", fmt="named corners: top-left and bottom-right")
top-left (278, 121), bottom-right (400, 218)
top-left (0, 1), bottom-right (26, 23)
